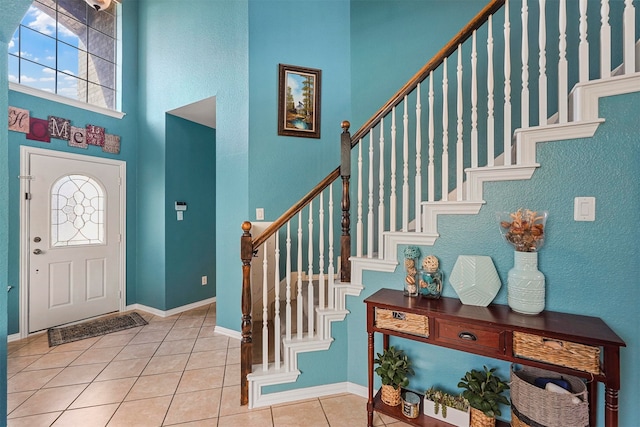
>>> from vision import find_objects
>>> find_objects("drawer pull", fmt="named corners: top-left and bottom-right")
top-left (543, 338), bottom-right (564, 350)
top-left (392, 311), bottom-right (406, 321)
top-left (458, 331), bottom-right (477, 341)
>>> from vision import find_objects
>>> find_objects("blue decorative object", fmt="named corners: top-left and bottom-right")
top-left (449, 255), bottom-right (501, 306)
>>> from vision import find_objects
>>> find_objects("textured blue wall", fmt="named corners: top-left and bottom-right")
top-left (165, 114), bottom-right (216, 308)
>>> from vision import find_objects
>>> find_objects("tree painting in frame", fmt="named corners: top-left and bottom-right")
top-left (278, 64), bottom-right (321, 138)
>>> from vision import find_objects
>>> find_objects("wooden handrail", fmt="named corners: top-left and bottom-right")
top-left (250, 0), bottom-right (505, 253)
top-left (350, 0), bottom-right (506, 144)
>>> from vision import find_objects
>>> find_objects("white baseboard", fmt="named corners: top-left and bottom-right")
top-left (251, 381), bottom-right (369, 409)
top-left (125, 297), bottom-right (216, 318)
top-left (213, 325), bottom-right (242, 341)
top-left (7, 333), bottom-right (22, 343)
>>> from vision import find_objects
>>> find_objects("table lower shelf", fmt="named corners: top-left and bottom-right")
top-left (371, 390), bottom-right (509, 427)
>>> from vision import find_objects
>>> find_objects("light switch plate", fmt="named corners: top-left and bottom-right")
top-left (574, 197), bottom-right (595, 221)
top-left (256, 208), bottom-right (265, 221)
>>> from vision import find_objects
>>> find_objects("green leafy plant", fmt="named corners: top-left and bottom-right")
top-left (424, 387), bottom-right (469, 418)
top-left (458, 366), bottom-right (510, 418)
top-left (373, 346), bottom-right (414, 389)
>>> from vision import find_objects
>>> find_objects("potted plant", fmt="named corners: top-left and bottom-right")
top-left (424, 387), bottom-right (470, 427)
top-left (458, 366), bottom-right (510, 427)
top-left (374, 346), bottom-right (414, 407)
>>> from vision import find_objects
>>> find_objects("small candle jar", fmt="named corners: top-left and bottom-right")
top-left (419, 255), bottom-right (443, 299)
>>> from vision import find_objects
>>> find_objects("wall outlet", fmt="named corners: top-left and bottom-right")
top-left (201, 276), bottom-right (208, 286)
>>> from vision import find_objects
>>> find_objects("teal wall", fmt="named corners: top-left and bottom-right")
top-left (165, 114), bottom-right (216, 307)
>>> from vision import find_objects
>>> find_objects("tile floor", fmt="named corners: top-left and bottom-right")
top-left (7, 304), bottom-right (411, 426)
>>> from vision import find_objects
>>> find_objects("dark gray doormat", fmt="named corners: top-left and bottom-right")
top-left (47, 312), bottom-right (148, 347)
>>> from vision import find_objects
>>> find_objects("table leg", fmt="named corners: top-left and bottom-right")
top-left (367, 331), bottom-right (374, 427)
top-left (604, 387), bottom-right (619, 427)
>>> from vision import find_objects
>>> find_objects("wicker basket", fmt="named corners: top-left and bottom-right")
top-left (513, 331), bottom-right (600, 374)
top-left (381, 384), bottom-right (402, 406)
top-left (510, 365), bottom-right (589, 427)
top-left (375, 308), bottom-right (429, 337)
top-left (470, 407), bottom-right (495, 427)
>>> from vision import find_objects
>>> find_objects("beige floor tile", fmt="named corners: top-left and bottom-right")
top-left (197, 326), bottom-right (217, 338)
top-left (95, 358), bottom-right (150, 381)
top-left (6, 391), bottom-right (35, 414)
top-left (141, 353), bottom-right (189, 376)
top-left (49, 337), bottom-right (100, 353)
top-left (112, 342), bottom-right (160, 361)
top-left (9, 384), bottom-right (87, 418)
top-left (7, 412), bottom-right (61, 427)
top-left (69, 377), bottom-right (136, 409)
top-left (107, 395), bottom-right (172, 427)
top-left (70, 346), bottom-right (122, 366)
top-left (320, 394), bottom-right (385, 427)
top-left (45, 363), bottom-right (108, 388)
top-left (165, 419), bottom-right (218, 426)
top-left (155, 338), bottom-right (196, 356)
top-left (218, 385), bottom-right (249, 417)
top-left (92, 333), bottom-right (136, 349)
top-left (141, 321), bottom-right (175, 333)
top-left (51, 403), bottom-right (119, 427)
top-left (8, 368), bottom-right (63, 393)
top-left (9, 341), bottom-right (52, 357)
top-left (128, 330), bottom-right (169, 345)
top-left (173, 317), bottom-right (205, 329)
top-left (7, 355), bottom-right (41, 375)
top-left (22, 350), bottom-right (83, 371)
top-left (186, 350), bottom-right (227, 370)
top-left (272, 399), bottom-right (328, 427)
top-left (163, 388), bottom-right (222, 425)
top-left (385, 420), bottom-right (414, 426)
top-left (227, 338), bottom-right (241, 349)
top-left (223, 364), bottom-right (240, 387)
top-left (165, 327), bottom-right (200, 342)
top-left (176, 366), bottom-right (225, 394)
top-left (217, 408), bottom-right (273, 427)
top-left (125, 372), bottom-right (181, 401)
top-left (193, 336), bottom-right (229, 352)
top-left (226, 347), bottom-right (240, 363)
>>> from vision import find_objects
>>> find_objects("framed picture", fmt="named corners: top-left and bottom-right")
top-left (278, 64), bottom-right (321, 138)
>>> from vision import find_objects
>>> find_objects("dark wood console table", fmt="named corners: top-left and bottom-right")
top-left (365, 289), bottom-right (625, 427)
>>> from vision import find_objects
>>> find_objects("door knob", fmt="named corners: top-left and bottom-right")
top-left (33, 237), bottom-right (41, 243)
top-left (33, 249), bottom-right (42, 255)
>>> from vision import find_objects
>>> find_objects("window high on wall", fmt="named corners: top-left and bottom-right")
top-left (8, 0), bottom-right (118, 111)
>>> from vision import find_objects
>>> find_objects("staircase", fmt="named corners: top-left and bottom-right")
top-left (240, 0), bottom-right (640, 409)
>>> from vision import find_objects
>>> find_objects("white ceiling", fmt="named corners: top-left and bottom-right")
top-left (167, 96), bottom-right (216, 129)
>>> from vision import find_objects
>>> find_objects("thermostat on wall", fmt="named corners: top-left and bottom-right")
top-left (175, 201), bottom-right (187, 220)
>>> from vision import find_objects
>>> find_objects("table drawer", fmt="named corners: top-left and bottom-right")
top-left (433, 319), bottom-right (505, 356)
top-left (375, 308), bottom-right (429, 337)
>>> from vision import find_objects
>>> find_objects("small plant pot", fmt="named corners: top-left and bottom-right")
top-left (381, 384), bottom-right (402, 407)
top-left (470, 407), bottom-right (496, 427)
top-left (423, 398), bottom-right (470, 427)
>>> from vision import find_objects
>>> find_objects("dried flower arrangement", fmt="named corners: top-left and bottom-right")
top-left (499, 208), bottom-right (547, 252)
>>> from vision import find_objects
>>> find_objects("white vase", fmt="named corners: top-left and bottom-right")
top-left (507, 251), bottom-right (545, 315)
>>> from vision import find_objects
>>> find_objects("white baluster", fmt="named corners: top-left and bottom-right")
top-left (442, 59), bottom-right (449, 201)
top-left (504, 0), bottom-right (512, 165)
top-left (307, 201), bottom-right (314, 338)
top-left (356, 139), bottom-right (363, 258)
top-left (297, 213), bottom-right (303, 340)
top-left (378, 120), bottom-right (385, 259)
top-left (402, 98), bottom-right (410, 231)
top-left (558, 0), bottom-right (568, 124)
top-left (367, 133), bottom-right (374, 258)
top-left (327, 184), bottom-right (335, 309)
top-left (262, 245), bottom-right (268, 372)
top-left (539, 0), bottom-right (548, 125)
top-left (390, 108), bottom-right (397, 232)
top-left (428, 73), bottom-right (435, 201)
top-left (471, 30), bottom-right (478, 170)
top-left (623, 0), bottom-right (636, 74)
top-left (487, 15), bottom-right (495, 167)
top-left (600, 0), bottom-right (611, 78)
top-left (274, 231), bottom-right (281, 370)
top-left (579, 0), bottom-right (589, 83)
top-left (415, 83), bottom-right (423, 231)
top-left (521, 0), bottom-right (530, 129)
top-left (286, 222), bottom-right (292, 342)
top-left (318, 192), bottom-right (325, 311)
top-left (456, 46), bottom-right (464, 201)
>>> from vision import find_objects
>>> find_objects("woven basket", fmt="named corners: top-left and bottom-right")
top-left (510, 365), bottom-right (589, 427)
top-left (381, 384), bottom-right (402, 407)
top-left (513, 331), bottom-right (600, 374)
top-left (375, 308), bottom-right (429, 337)
top-left (470, 407), bottom-right (495, 427)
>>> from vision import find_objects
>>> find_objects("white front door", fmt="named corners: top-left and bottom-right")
top-left (22, 147), bottom-right (125, 333)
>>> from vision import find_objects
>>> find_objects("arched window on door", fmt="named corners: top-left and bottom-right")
top-left (51, 174), bottom-right (105, 247)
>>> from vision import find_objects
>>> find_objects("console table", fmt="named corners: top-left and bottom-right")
top-left (365, 289), bottom-right (625, 427)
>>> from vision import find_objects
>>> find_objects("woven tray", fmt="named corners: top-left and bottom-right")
top-left (375, 308), bottom-right (429, 337)
top-left (513, 331), bottom-right (600, 374)
top-left (511, 365), bottom-right (589, 427)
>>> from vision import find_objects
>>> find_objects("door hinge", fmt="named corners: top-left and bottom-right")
top-left (25, 192), bottom-right (32, 200)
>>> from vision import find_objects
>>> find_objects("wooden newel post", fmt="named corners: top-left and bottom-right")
top-left (340, 120), bottom-right (351, 283)
top-left (240, 221), bottom-right (253, 406)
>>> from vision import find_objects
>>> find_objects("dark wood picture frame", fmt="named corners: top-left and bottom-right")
top-left (277, 64), bottom-right (321, 138)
